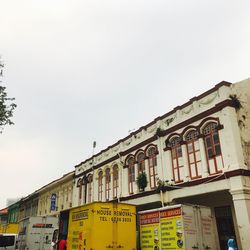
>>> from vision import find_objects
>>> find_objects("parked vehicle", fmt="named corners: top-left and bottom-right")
top-left (59, 202), bottom-right (136, 250)
top-left (139, 204), bottom-right (217, 250)
top-left (0, 234), bottom-right (18, 250)
top-left (17, 216), bottom-right (58, 250)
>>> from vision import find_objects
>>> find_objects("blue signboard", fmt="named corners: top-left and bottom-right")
top-left (50, 193), bottom-right (56, 211)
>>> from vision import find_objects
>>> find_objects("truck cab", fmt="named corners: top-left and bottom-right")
top-left (0, 234), bottom-right (18, 250)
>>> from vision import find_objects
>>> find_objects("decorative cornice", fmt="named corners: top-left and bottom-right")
top-left (230, 189), bottom-right (250, 196)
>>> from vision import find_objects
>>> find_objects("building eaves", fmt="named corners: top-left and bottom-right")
top-left (36, 170), bottom-right (75, 193)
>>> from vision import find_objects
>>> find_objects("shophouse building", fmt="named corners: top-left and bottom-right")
top-left (0, 201), bottom-right (20, 234)
top-left (73, 78), bottom-right (250, 250)
top-left (37, 171), bottom-right (74, 216)
top-left (19, 192), bottom-right (39, 220)
top-left (0, 172), bottom-right (74, 235)
top-left (0, 208), bottom-right (9, 233)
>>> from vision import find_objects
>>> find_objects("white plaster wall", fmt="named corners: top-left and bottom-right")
top-left (218, 106), bottom-right (246, 170)
top-left (122, 193), bottom-right (162, 206)
top-left (168, 179), bottom-right (230, 201)
top-left (232, 78), bottom-right (250, 168)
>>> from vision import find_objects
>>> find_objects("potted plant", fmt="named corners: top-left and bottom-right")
top-left (156, 178), bottom-right (170, 207)
top-left (136, 172), bottom-right (148, 192)
top-left (156, 178), bottom-right (169, 192)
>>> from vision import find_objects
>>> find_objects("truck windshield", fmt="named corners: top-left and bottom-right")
top-left (0, 235), bottom-right (15, 247)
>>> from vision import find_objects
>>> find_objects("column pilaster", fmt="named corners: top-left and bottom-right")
top-left (230, 176), bottom-right (250, 250)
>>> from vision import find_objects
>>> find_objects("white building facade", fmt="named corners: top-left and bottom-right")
top-left (73, 79), bottom-right (250, 250)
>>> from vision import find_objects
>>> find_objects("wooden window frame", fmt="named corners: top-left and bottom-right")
top-left (185, 130), bottom-right (202, 180)
top-left (113, 165), bottom-right (119, 199)
top-left (170, 137), bottom-right (184, 183)
top-left (88, 175), bottom-right (93, 203)
top-left (105, 168), bottom-right (111, 201)
top-left (128, 157), bottom-right (135, 194)
top-left (147, 147), bottom-right (158, 189)
top-left (137, 152), bottom-right (145, 174)
top-left (77, 178), bottom-right (83, 201)
top-left (203, 123), bottom-right (223, 174)
top-left (98, 171), bottom-right (103, 201)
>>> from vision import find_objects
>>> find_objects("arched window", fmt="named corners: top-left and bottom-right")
top-left (203, 122), bottom-right (223, 174)
top-left (105, 168), bottom-right (111, 201)
top-left (169, 136), bottom-right (184, 183)
top-left (113, 165), bottom-right (119, 198)
top-left (147, 147), bottom-right (158, 189)
top-left (137, 152), bottom-right (145, 174)
top-left (87, 175), bottom-right (93, 203)
top-left (77, 178), bottom-right (83, 202)
top-left (98, 171), bottom-right (103, 201)
top-left (127, 157), bottom-right (135, 194)
top-left (185, 130), bottom-right (202, 179)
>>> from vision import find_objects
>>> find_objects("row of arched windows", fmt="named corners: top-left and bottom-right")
top-left (126, 145), bottom-right (158, 194)
top-left (77, 119), bottom-right (224, 203)
top-left (97, 165), bottom-right (119, 201)
top-left (165, 121), bottom-right (223, 182)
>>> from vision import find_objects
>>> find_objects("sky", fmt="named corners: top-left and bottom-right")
top-left (0, 0), bottom-right (250, 208)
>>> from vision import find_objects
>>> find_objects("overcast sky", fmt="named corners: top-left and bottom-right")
top-left (0, 0), bottom-right (249, 208)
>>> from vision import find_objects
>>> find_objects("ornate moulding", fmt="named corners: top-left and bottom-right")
top-left (198, 91), bottom-right (218, 106)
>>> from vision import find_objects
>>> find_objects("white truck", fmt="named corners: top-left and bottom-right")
top-left (139, 204), bottom-right (217, 250)
top-left (17, 216), bottom-right (58, 250)
top-left (0, 234), bottom-right (18, 250)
